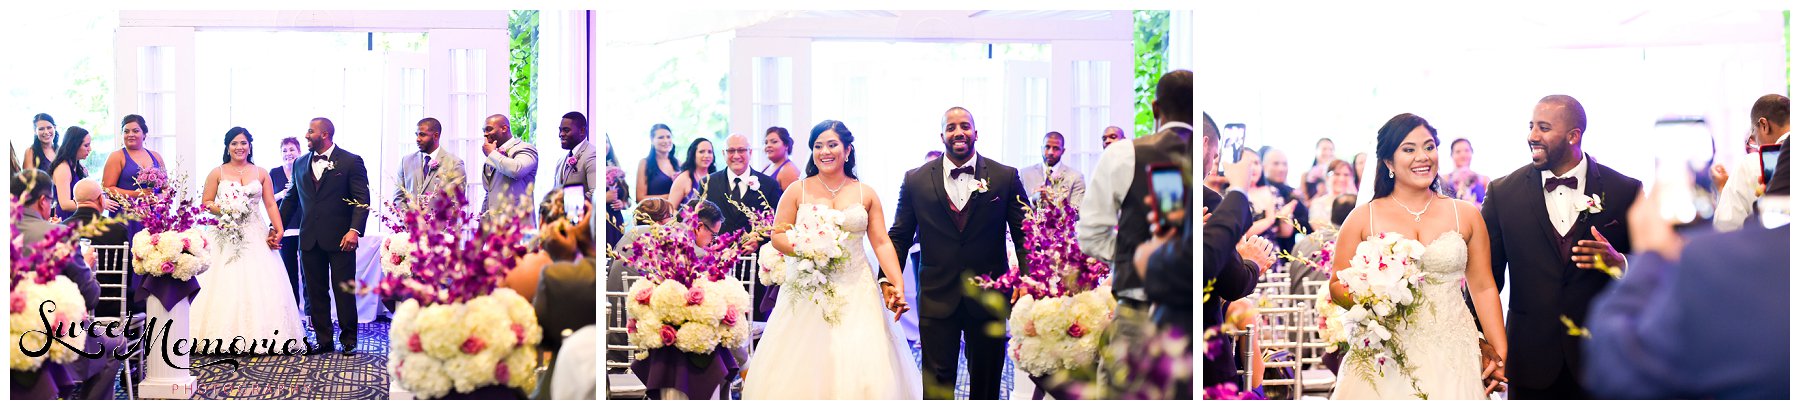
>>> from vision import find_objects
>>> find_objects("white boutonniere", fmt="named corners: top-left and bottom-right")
top-left (322, 160), bottom-right (337, 173)
top-left (1575, 193), bottom-right (1603, 215)
top-left (745, 177), bottom-right (761, 191)
top-left (972, 178), bottom-right (990, 194)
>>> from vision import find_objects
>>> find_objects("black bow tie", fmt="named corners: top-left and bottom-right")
top-left (950, 165), bottom-right (975, 179)
top-left (312, 155), bottom-right (330, 163)
top-left (1545, 176), bottom-right (1578, 192)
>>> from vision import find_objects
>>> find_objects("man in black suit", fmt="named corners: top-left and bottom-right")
top-left (15, 170), bottom-right (125, 399)
top-left (704, 134), bottom-right (784, 321)
top-left (888, 106), bottom-right (1030, 400)
top-left (279, 117), bottom-right (372, 356)
top-left (1198, 113), bottom-right (1277, 390)
top-left (1483, 95), bottom-right (1640, 399)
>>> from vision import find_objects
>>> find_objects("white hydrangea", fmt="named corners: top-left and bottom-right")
top-left (673, 322), bottom-right (721, 354)
top-left (9, 277), bottom-right (88, 371)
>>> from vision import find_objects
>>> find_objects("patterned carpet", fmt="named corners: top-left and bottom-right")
top-left (907, 339), bottom-right (1017, 400)
top-left (114, 321), bottom-right (391, 400)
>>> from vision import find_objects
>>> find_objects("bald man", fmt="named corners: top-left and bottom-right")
top-left (1101, 125), bottom-right (1126, 148)
top-left (481, 113), bottom-right (539, 226)
top-left (702, 134), bottom-right (784, 321)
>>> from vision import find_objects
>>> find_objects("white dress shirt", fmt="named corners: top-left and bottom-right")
top-left (728, 167), bottom-right (753, 198)
top-left (311, 144), bottom-right (337, 180)
top-left (1541, 155), bottom-right (1589, 236)
top-left (1077, 121), bottom-right (1192, 261)
top-left (943, 154), bottom-right (982, 210)
top-left (1716, 132), bottom-right (1790, 231)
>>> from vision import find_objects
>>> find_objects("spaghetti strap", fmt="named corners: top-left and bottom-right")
top-left (1451, 197), bottom-right (1461, 235)
top-left (1368, 199), bottom-right (1378, 234)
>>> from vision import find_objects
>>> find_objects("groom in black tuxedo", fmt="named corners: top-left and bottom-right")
top-left (1483, 95), bottom-right (1638, 399)
top-left (703, 134), bottom-right (784, 321)
top-left (279, 117), bottom-right (371, 356)
top-left (888, 107), bottom-right (1030, 400)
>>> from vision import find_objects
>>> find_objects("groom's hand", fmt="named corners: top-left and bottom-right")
top-left (1572, 227), bottom-right (1623, 271)
top-left (267, 231), bottom-right (281, 249)
top-left (340, 231), bottom-right (360, 251)
top-left (1479, 339), bottom-right (1508, 394)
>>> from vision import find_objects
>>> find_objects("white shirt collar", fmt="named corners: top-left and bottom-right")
top-left (943, 153), bottom-right (982, 177)
top-left (1157, 121), bottom-right (1194, 134)
top-left (1779, 132), bottom-right (1791, 145)
top-left (729, 166), bottom-right (752, 181)
top-left (1540, 154), bottom-right (1589, 185)
top-left (314, 144), bottom-right (337, 161)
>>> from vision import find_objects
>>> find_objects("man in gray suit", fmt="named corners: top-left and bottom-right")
top-left (12, 169), bottom-right (124, 399)
top-left (555, 111), bottom-right (597, 200)
top-left (481, 114), bottom-right (538, 226)
top-left (395, 117), bottom-right (467, 206)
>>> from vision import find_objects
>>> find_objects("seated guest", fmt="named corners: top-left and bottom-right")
top-left (1306, 160), bottom-right (1357, 228)
top-left (534, 204), bottom-right (598, 399)
top-left (551, 325), bottom-right (599, 399)
top-left (606, 199), bottom-right (675, 373)
top-left (508, 190), bottom-right (568, 301)
top-left (1584, 190), bottom-right (1789, 399)
top-left (1440, 138), bottom-right (1490, 204)
top-left (63, 180), bottom-right (130, 316)
top-left (13, 169), bottom-right (125, 400)
top-left (1287, 194), bottom-right (1357, 295)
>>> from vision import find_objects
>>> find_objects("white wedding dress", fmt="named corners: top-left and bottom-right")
top-left (1331, 202), bottom-right (1484, 400)
top-left (742, 182), bottom-right (924, 399)
top-left (190, 180), bottom-right (307, 353)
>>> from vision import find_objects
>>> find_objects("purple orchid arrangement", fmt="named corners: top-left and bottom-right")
top-left (122, 168), bottom-right (215, 234)
top-left (622, 204), bottom-right (749, 287)
top-left (371, 186), bottom-right (530, 305)
top-left (10, 204), bottom-right (77, 292)
top-left (970, 190), bottom-right (1109, 299)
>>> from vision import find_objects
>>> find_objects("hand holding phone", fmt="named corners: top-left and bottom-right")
top-left (563, 184), bottom-right (588, 220)
top-left (1146, 163), bottom-right (1188, 231)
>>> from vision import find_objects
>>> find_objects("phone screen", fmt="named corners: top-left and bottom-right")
top-left (563, 184), bottom-right (587, 219)
top-left (1760, 145), bottom-right (1782, 185)
top-left (1151, 167), bottom-right (1187, 226)
top-left (1223, 123), bottom-right (1247, 165)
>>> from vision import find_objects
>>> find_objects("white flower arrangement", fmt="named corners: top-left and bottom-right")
top-left (1335, 232), bottom-right (1434, 398)
top-left (777, 204), bottom-right (853, 325)
top-left (130, 230), bottom-right (212, 281)
top-left (972, 178), bottom-right (990, 194)
top-left (380, 232), bottom-right (416, 278)
top-left (388, 288), bottom-right (543, 400)
top-left (756, 243), bottom-right (787, 286)
top-left (1316, 281), bottom-right (1347, 353)
top-left (1575, 193), bottom-right (1604, 215)
top-left (9, 276), bottom-right (89, 371)
top-left (624, 276), bottom-right (753, 355)
top-left (1006, 286), bottom-right (1116, 376)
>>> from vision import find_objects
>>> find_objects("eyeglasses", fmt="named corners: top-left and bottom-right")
top-left (725, 148), bottom-right (751, 154)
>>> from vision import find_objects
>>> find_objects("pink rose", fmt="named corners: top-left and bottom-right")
top-left (182, 238), bottom-right (191, 252)
top-left (149, 234), bottom-right (160, 246)
top-left (721, 305), bottom-right (739, 327)
top-left (627, 318), bottom-right (638, 333)
top-left (461, 336), bottom-right (486, 354)
top-left (565, 157), bottom-right (578, 167)
top-left (391, 254), bottom-right (405, 265)
top-left (685, 286), bottom-right (705, 306)
top-left (1023, 320), bottom-right (1038, 337)
top-left (1067, 323), bottom-right (1086, 338)
top-left (494, 361), bottom-right (511, 383)
top-left (633, 286), bottom-right (652, 305)
top-left (659, 324), bottom-right (677, 345)
top-left (162, 261), bottom-right (177, 274)
top-left (408, 333), bottom-right (423, 353)
top-left (511, 323), bottom-right (526, 345)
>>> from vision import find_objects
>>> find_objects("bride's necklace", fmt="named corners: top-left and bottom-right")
top-left (1392, 196), bottom-right (1435, 222)
top-left (822, 176), bottom-right (849, 198)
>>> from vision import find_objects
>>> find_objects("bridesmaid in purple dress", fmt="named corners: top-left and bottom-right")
top-left (100, 114), bottom-right (164, 315)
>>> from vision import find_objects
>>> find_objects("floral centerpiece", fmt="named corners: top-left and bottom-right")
top-left (374, 186), bottom-right (542, 400)
top-left (971, 184), bottom-right (1114, 378)
top-left (1334, 232), bottom-right (1433, 399)
top-left (118, 167), bottom-right (215, 311)
top-left (617, 202), bottom-right (755, 399)
top-left (9, 203), bottom-right (88, 374)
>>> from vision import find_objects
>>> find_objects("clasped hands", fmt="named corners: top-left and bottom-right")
top-left (879, 281), bottom-right (909, 322)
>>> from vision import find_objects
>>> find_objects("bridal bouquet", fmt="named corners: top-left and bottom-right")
top-left (374, 186), bottom-right (542, 399)
top-left (1336, 232), bottom-right (1432, 399)
top-left (971, 185), bottom-right (1114, 376)
top-left (774, 204), bottom-right (852, 325)
top-left (124, 168), bottom-right (214, 280)
top-left (9, 204), bottom-right (88, 371)
top-left (620, 204), bottom-right (754, 355)
top-left (210, 186), bottom-right (257, 262)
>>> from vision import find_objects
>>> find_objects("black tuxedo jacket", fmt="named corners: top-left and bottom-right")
top-left (888, 155), bottom-right (1030, 320)
top-left (280, 146), bottom-right (371, 252)
top-left (702, 169), bottom-right (783, 237)
top-left (1483, 155), bottom-right (1640, 389)
top-left (1201, 187), bottom-right (1260, 388)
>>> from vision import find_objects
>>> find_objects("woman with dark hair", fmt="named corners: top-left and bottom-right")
top-left (762, 126), bottom-right (801, 190)
top-left (634, 123), bottom-right (680, 206)
top-left (25, 113), bottom-right (58, 172)
top-left (1236, 147), bottom-right (1292, 238)
top-left (664, 137), bottom-right (716, 203)
top-left (743, 119), bottom-right (922, 399)
top-left (47, 126), bottom-right (93, 219)
top-left (191, 126), bottom-right (305, 351)
top-left (1306, 159), bottom-right (1357, 229)
top-left (604, 134), bottom-right (630, 248)
top-left (1441, 138), bottom-right (1490, 204)
top-left (101, 114), bottom-right (166, 244)
top-left (1326, 113), bottom-right (1506, 400)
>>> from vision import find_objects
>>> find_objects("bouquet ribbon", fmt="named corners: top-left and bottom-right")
top-left (630, 345), bottom-right (739, 399)
top-left (137, 274), bottom-right (202, 310)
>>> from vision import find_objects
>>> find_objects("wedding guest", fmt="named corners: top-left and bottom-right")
top-left (1289, 193), bottom-right (1356, 295)
top-left (481, 114), bottom-right (539, 227)
top-left (555, 111), bottom-right (598, 199)
top-left (1306, 160), bottom-right (1356, 228)
top-left (396, 117), bottom-right (467, 206)
top-left (1256, 145), bottom-right (1308, 253)
top-left (535, 202), bottom-right (597, 358)
top-left (923, 150), bottom-right (943, 163)
top-left (635, 123), bottom-right (680, 206)
top-left (682, 199), bottom-right (724, 247)
top-left (1079, 69), bottom-right (1191, 382)
top-left (1441, 138), bottom-right (1491, 204)
top-left (551, 325), bottom-right (599, 399)
top-left (100, 114), bottom-right (163, 316)
top-left (761, 126), bottom-right (800, 191)
top-left (64, 179), bottom-right (130, 316)
top-left (664, 137), bottom-right (716, 204)
top-left (605, 134), bottom-right (629, 248)
top-left (48, 126), bottom-right (93, 220)
top-left (25, 113), bottom-right (58, 172)
top-left (508, 190), bottom-right (566, 302)
top-left (1233, 148), bottom-right (1292, 239)
top-left (1019, 131), bottom-right (1086, 204)
top-left (1715, 94), bottom-right (1789, 232)
top-left (1584, 189), bottom-right (1789, 399)
top-left (1351, 152), bottom-right (1369, 187)
top-left (1301, 137), bottom-right (1335, 199)
top-left (1102, 125), bottom-right (1126, 148)
top-left (1200, 118), bottom-right (1278, 390)
top-left (272, 136), bottom-right (304, 305)
top-left (13, 169), bottom-right (124, 400)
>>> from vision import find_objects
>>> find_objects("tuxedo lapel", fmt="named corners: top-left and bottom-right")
top-left (926, 160), bottom-right (955, 225)
top-left (303, 152), bottom-right (321, 196)
top-left (1527, 166), bottom-right (1563, 246)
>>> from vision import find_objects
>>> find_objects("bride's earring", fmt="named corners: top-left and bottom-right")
top-left (1388, 168), bottom-right (1395, 178)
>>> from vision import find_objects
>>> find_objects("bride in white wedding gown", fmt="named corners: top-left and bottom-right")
top-left (1329, 114), bottom-right (1508, 399)
top-left (190, 128), bottom-right (306, 353)
top-left (743, 120), bottom-right (923, 399)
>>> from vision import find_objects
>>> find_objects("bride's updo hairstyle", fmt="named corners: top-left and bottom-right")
top-left (805, 119), bottom-right (858, 179)
top-left (221, 126), bottom-right (253, 164)
top-left (1372, 113), bottom-right (1440, 200)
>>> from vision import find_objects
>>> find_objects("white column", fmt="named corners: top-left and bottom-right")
top-left (137, 294), bottom-right (196, 399)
